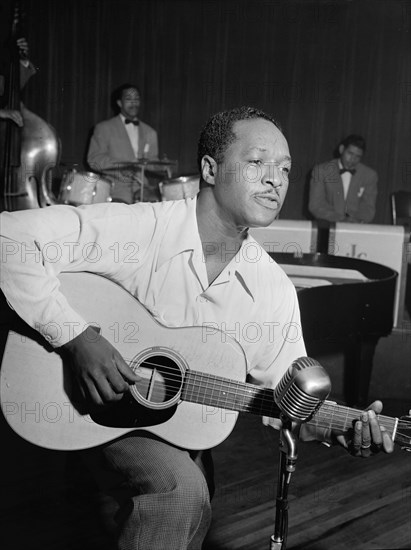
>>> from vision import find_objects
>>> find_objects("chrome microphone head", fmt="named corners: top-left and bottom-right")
top-left (274, 357), bottom-right (332, 422)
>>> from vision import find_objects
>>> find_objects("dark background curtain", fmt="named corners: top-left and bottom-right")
top-left (2, 0), bottom-right (410, 223)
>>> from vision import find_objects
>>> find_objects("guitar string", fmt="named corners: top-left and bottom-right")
top-left (126, 356), bottom-right (404, 431)
top-left (126, 358), bottom-right (279, 411)
top-left (127, 357), bottom-right (363, 422)
top-left (120, 357), bottom-right (408, 434)
top-left (130, 364), bottom-right (380, 427)
top-left (126, 358), bottom-right (401, 422)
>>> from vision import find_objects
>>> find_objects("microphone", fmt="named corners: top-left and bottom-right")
top-left (274, 357), bottom-right (331, 423)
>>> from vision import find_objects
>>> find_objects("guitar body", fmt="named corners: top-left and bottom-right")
top-left (0, 272), bottom-right (247, 451)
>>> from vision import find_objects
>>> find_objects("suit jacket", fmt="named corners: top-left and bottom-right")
top-left (308, 158), bottom-right (378, 223)
top-left (87, 115), bottom-right (158, 170)
top-left (87, 115), bottom-right (159, 202)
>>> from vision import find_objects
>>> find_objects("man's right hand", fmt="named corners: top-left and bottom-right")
top-left (16, 38), bottom-right (29, 60)
top-left (61, 326), bottom-right (140, 406)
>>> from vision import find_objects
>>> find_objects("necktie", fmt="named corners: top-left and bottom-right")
top-left (125, 119), bottom-right (139, 126)
top-left (339, 168), bottom-right (355, 175)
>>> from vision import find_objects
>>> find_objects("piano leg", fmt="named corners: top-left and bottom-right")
top-left (305, 332), bottom-right (380, 408)
top-left (343, 334), bottom-right (380, 407)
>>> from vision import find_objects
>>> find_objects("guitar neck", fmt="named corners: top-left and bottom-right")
top-left (306, 401), bottom-right (398, 438)
top-left (183, 369), bottom-right (280, 417)
top-left (182, 370), bottom-right (399, 442)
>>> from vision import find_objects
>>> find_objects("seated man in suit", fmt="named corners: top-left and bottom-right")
top-left (87, 83), bottom-right (159, 203)
top-left (308, 135), bottom-right (378, 224)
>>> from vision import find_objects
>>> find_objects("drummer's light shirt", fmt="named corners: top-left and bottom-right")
top-left (0, 198), bottom-right (306, 394)
top-left (338, 160), bottom-right (352, 200)
top-left (121, 113), bottom-right (139, 157)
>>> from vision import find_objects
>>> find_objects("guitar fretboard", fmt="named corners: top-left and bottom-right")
top-left (182, 370), bottom-right (279, 417)
top-left (182, 370), bottom-right (399, 440)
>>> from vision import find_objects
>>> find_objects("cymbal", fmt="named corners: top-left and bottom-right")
top-left (103, 159), bottom-right (177, 171)
top-left (138, 158), bottom-right (177, 166)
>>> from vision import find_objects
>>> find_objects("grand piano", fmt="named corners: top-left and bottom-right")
top-left (272, 252), bottom-right (397, 406)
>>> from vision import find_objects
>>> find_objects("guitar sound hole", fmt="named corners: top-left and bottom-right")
top-left (131, 353), bottom-right (184, 408)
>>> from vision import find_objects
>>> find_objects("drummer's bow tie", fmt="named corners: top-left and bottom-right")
top-left (339, 168), bottom-right (356, 175)
top-left (125, 119), bottom-right (139, 126)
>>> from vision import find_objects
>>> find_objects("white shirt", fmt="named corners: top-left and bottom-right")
top-left (120, 113), bottom-right (139, 157)
top-left (0, 198), bottom-right (306, 390)
top-left (338, 160), bottom-right (352, 199)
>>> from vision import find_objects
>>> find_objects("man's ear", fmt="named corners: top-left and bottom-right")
top-left (338, 144), bottom-right (344, 156)
top-left (201, 155), bottom-right (217, 186)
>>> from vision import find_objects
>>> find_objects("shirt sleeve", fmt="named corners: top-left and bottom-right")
top-left (0, 203), bottom-right (151, 347)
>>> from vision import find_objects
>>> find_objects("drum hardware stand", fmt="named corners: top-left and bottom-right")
top-left (139, 159), bottom-right (146, 202)
top-left (270, 414), bottom-right (298, 550)
top-left (135, 157), bottom-right (176, 202)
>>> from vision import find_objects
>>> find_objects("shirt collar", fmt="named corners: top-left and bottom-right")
top-left (155, 198), bottom-right (261, 301)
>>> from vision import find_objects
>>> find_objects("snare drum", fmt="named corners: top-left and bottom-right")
top-left (58, 171), bottom-right (112, 206)
top-left (159, 174), bottom-right (200, 201)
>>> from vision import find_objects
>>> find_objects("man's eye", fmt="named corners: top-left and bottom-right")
top-left (280, 166), bottom-right (290, 174)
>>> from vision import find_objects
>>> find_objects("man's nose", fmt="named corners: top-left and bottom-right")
top-left (262, 164), bottom-right (282, 188)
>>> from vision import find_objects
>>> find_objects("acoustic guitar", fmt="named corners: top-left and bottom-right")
top-left (1, 272), bottom-right (410, 452)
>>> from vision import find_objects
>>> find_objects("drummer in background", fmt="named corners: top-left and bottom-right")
top-left (87, 83), bottom-right (159, 203)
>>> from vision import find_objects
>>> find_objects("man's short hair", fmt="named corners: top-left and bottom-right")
top-left (340, 134), bottom-right (366, 152)
top-left (111, 83), bottom-right (141, 112)
top-left (197, 106), bottom-right (281, 171)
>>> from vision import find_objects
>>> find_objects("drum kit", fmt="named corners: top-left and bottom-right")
top-left (57, 158), bottom-right (198, 206)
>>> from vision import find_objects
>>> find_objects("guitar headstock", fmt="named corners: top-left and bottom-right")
top-left (396, 415), bottom-right (411, 452)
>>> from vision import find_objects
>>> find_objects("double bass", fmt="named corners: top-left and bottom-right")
top-left (0, 1), bottom-right (60, 212)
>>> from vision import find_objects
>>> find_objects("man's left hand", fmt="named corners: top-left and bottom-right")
top-left (335, 400), bottom-right (394, 457)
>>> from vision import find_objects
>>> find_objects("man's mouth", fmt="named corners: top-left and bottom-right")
top-left (254, 193), bottom-right (280, 209)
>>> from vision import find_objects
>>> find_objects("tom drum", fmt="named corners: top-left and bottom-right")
top-left (58, 171), bottom-right (112, 206)
top-left (159, 174), bottom-right (200, 201)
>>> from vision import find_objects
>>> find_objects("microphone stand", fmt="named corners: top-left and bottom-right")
top-left (270, 414), bottom-right (298, 550)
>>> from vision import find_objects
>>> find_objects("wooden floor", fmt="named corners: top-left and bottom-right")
top-left (1, 396), bottom-right (410, 550)
top-left (204, 403), bottom-right (411, 550)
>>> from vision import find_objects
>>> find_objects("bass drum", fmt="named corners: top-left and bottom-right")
top-left (158, 174), bottom-right (200, 201)
top-left (58, 170), bottom-right (112, 206)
